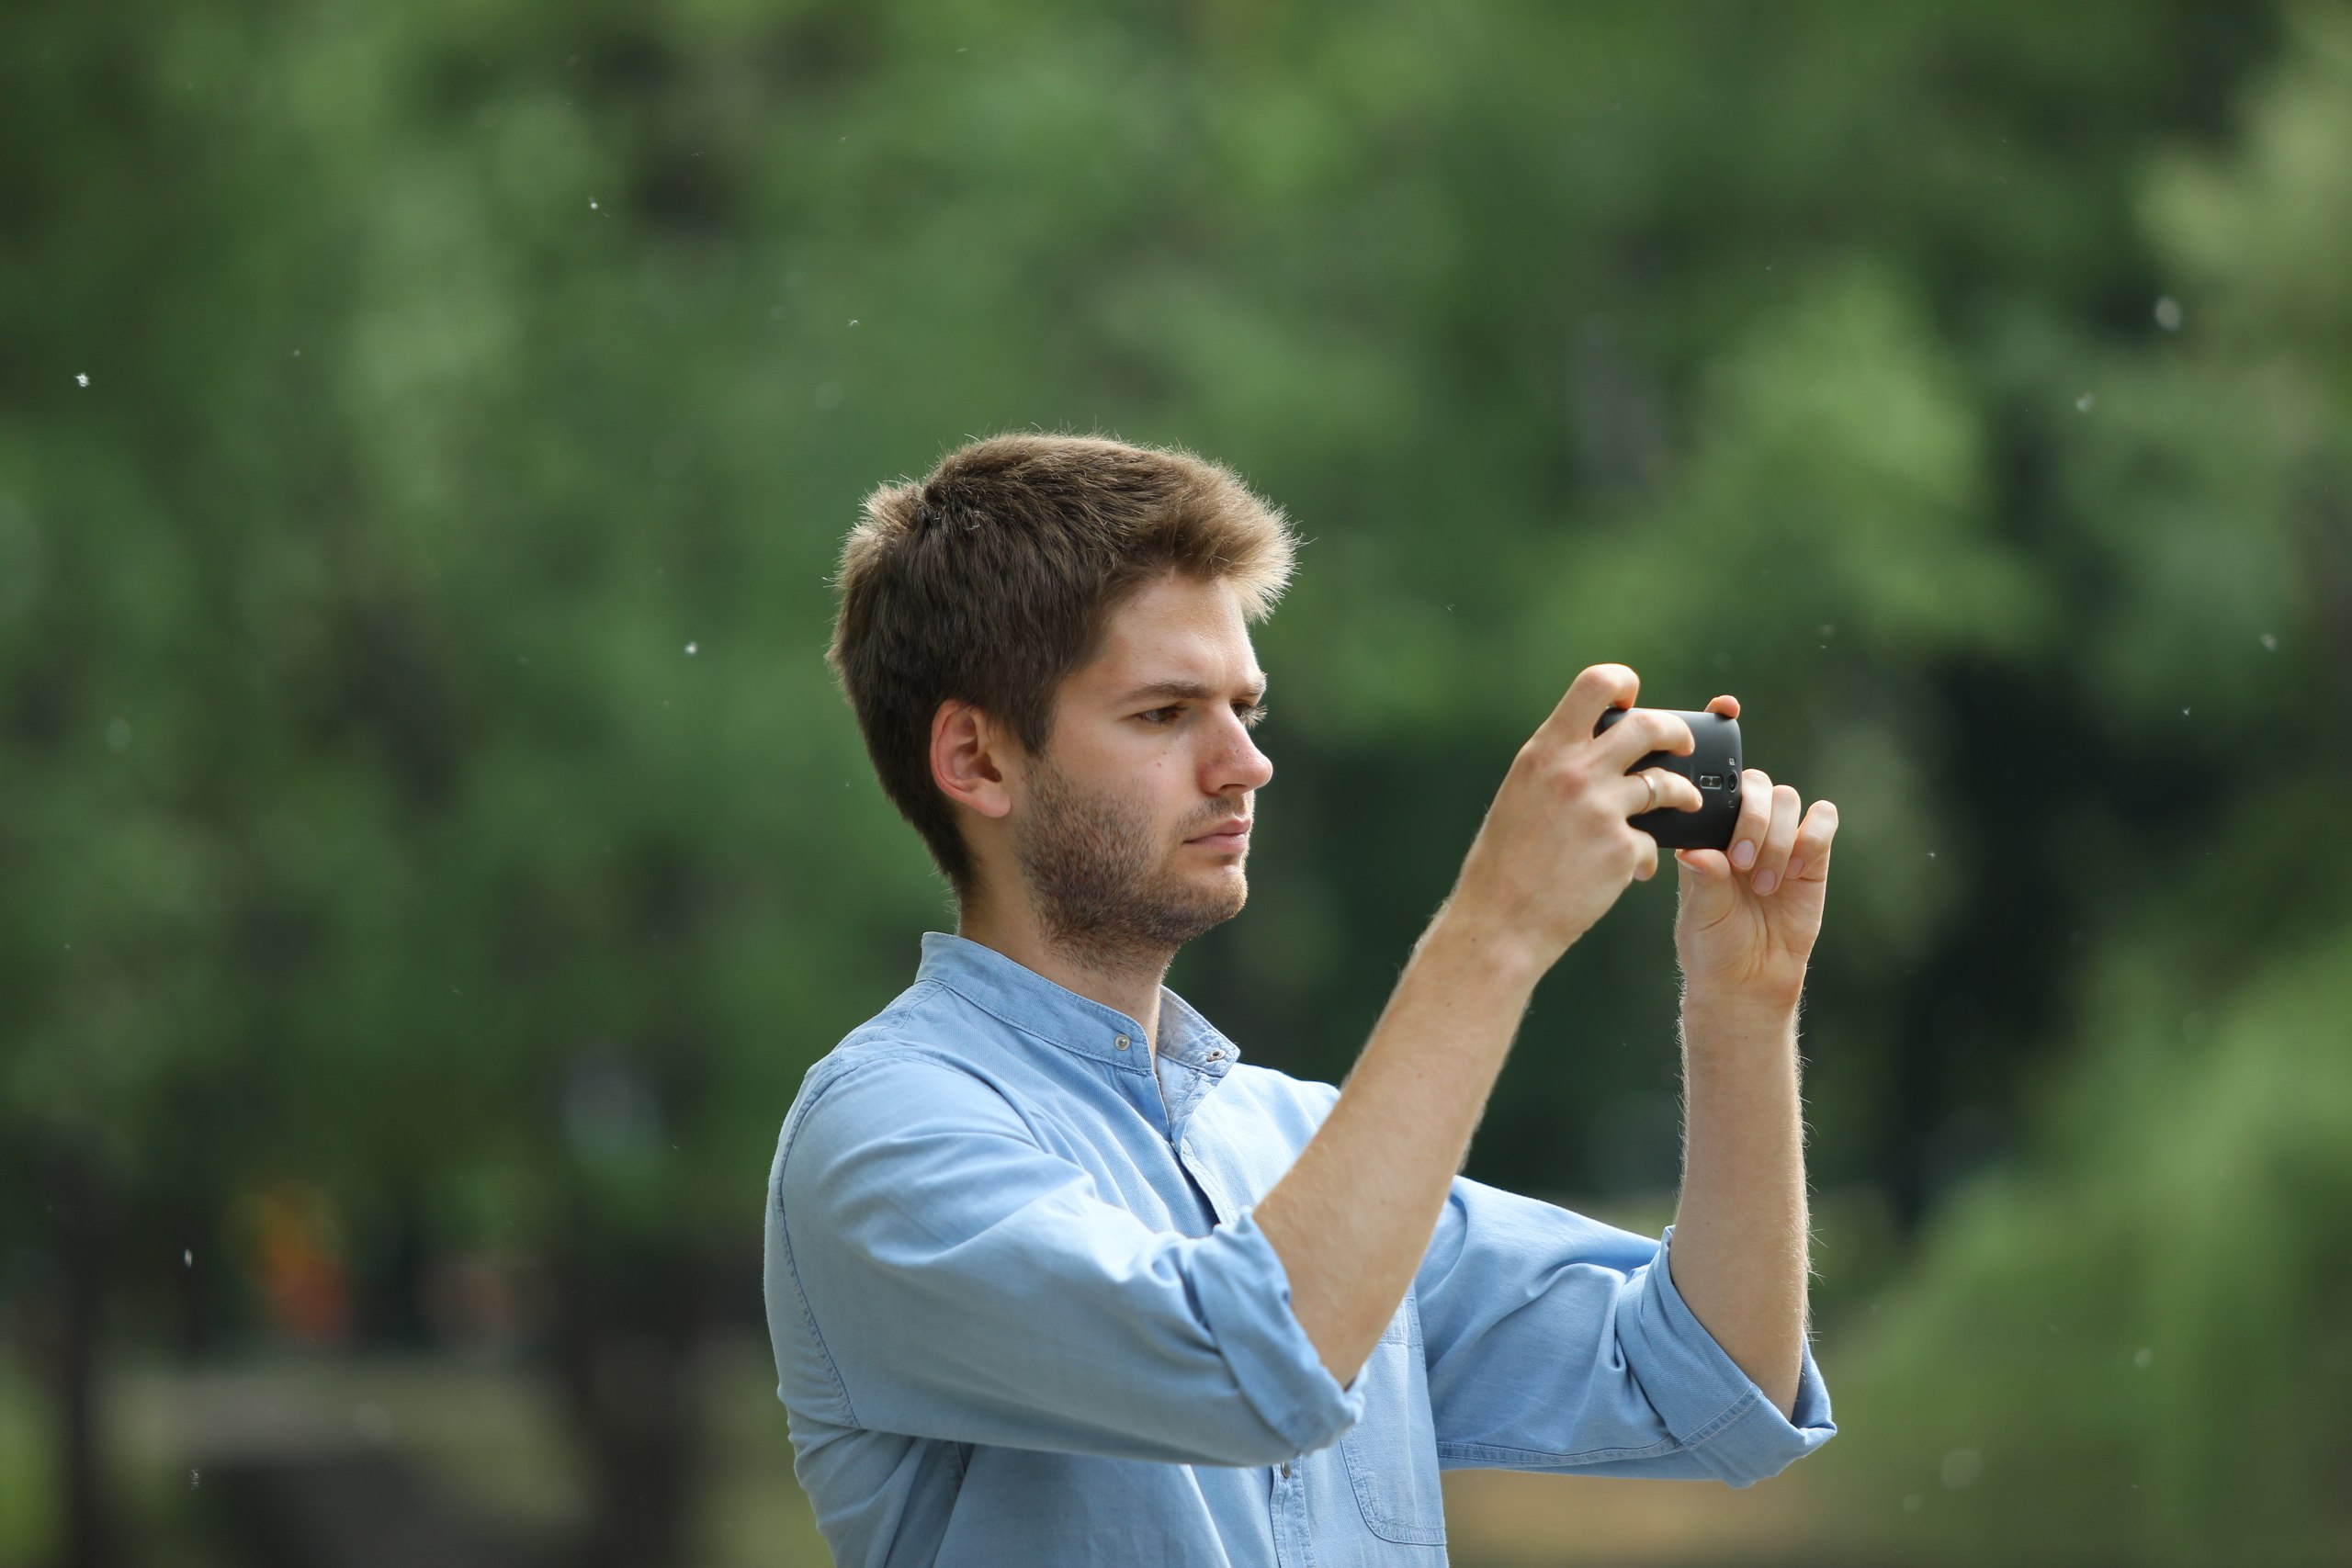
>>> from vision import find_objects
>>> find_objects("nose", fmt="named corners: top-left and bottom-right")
top-left (1215, 715), bottom-right (1273, 793)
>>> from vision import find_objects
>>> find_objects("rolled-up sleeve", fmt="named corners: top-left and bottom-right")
top-left (766, 1052), bottom-right (1362, 1466)
top-left (1415, 1176), bottom-right (1835, 1486)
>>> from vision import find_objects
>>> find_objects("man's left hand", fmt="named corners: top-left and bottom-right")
top-left (1671, 694), bottom-right (1838, 1013)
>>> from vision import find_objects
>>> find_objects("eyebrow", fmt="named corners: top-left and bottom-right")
top-left (1114, 677), bottom-right (1270, 705)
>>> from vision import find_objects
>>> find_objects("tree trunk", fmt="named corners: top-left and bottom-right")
top-left (51, 1158), bottom-right (113, 1568)
top-left (548, 1235), bottom-right (707, 1568)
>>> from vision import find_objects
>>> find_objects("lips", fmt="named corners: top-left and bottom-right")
top-left (1187, 818), bottom-right (1251, 845)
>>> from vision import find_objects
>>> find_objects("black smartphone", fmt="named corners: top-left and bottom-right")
top-left (1591, 705), bottom-right (1743, 851)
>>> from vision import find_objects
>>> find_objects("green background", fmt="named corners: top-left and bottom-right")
top-left (5, 2), bottom-right (2349, 1563)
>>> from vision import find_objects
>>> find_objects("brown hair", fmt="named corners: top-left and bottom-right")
top-left (826, 433), bottom-right (1300, 903)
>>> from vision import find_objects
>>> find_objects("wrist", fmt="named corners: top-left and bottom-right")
top-left (1681, 967), bottom-right (1804, 1017)
top-left (1680, 987), bottom-right (1801, 1041)
top-left (1423, 896), bottom-right (1552, 996)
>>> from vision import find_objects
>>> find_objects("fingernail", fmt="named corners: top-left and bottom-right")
top-left (1753, 869), bottom-right (1777, 895)
top-left (1732, 840), bottom-right (1756, 870)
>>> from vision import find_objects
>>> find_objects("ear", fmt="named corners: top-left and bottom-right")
top-left (931, 698), bottom-right (1017, 821)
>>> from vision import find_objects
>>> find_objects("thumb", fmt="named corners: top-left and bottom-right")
top-left (1676, 847), bottom-right (1733, 888)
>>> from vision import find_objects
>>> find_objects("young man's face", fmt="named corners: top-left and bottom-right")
top-left (1006, 570), bottom-right (1273, 967)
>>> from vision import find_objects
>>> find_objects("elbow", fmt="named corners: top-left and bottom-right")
top-left (1713, 1437), bottom-right (1822, 1490)
top-left (1182, 1396), bottom-right (1357, 1470)
top-left (1696, 1394), bottom-right (1837, 1489)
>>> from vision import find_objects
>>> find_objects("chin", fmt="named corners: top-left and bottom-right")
top-left (1159, 870), bottom-right (1247, 919)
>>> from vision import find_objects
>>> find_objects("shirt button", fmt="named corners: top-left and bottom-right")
top-left (1205, 1049), bottom-right (1223, 1061)
top-left (1114, 1035), bottom-right (1130, 1051)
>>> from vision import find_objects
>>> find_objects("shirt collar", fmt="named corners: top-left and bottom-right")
top-left (916, 931), bottom-right (1242, 1076)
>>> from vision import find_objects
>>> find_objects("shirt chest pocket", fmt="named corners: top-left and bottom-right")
top-left (1337, 1294), bottom-right (1447, 1546)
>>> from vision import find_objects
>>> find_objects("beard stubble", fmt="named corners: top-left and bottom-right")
top-left (1011, 752), bottom-right (1246, 976)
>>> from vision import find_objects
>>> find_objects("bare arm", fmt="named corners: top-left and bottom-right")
top-left (1254, 663), bottom-right (1702, 1387)
top-left (1668, 997), bottom-right (1809, 1418)
top-left (1250, 902), bottom-right (1546, 1385)
top-left (1257, 666), bottom-right (1840, 1400)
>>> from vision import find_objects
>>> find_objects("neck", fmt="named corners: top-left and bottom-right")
top-left (955, 899), bottom-right (1171, 1053)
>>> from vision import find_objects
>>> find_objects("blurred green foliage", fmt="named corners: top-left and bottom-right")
top-left (1824, 17), bottom-right (2352, 1561)
top-left (2, 1), bottom-right (2347, 1562)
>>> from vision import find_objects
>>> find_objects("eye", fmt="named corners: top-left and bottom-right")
top-left (1136, 706), bottom-right (1181, 726)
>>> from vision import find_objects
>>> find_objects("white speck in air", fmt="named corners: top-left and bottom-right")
top-left (589, 197), bottom-right (599, 210)
top-left (684, 641), bottom-right (697, 656)
top-left (847, 319), bottom-right (859, 327)
top-left (1928, 851), bottom-right (1938, 860)
top-left (2075, 393), bottom-right (2096, 412)
top-left (2134, 1347), bottom-right (2154, 1369)
top-left (183, 1248), bottom-right (193, 1268)
top-left (2260, 632), bottom-right (2278, 650)
top-left (75, 373), bottom-right (89, 387)
top-left (2181, 707), bottom-right (2191, 717)
top-left (107, 717), bottom-right (132, 751)
top-left (1940, 1449), bottom-right (1983, 1490)
top-left (2154, 296), bottom-right (2183, 331)
top-left (189, 1469), bottom-right (202, 1489)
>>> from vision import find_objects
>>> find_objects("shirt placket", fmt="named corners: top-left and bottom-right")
top-left (1170, 1054), bottom-right (1311, 1553)
top-left (1270, 1456), bottom-right (1316, 1568)
top-left (1167, 1055), bottom-right (1234, 1220)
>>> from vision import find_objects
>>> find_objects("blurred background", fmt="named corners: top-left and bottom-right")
top-left (5, 1), bottom-right (2349, 1563)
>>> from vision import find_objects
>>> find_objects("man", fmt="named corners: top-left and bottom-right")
top-left (766, 433), bottom-right (1838, 1565)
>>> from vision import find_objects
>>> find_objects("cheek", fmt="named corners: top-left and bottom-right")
top-left (1144, 758), bottom-right (1193, 836)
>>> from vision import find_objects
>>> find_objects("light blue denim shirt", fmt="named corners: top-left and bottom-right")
top-left (764, 931), bottom-right (1834, 1566)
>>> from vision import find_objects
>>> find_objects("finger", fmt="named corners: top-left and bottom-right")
top-left (1727, 767), bottom-right (1774, 871)
top-left (1784, 800), bottom-right (1838, 882)
top-left (1625, 766), bottom-right (1703, 818)
top-left (1632, 831), bottom-right (1660, 883)
top-left (1747, 784), bottom-right (1804, 895)
top-left (1706, 694), bottom-right (1740, 717)
top-left (1537, 663), bottom-right (1639, 750)
top-left (1675, 845), bottom-right (1732, 886)
top-left (1592, 707), bottom-right (1695, 773)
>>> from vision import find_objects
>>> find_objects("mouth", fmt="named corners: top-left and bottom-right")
top-left (1186, 819), bottom-right (1251, 850)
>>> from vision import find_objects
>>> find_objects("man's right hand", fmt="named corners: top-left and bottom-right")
top-left (1447, 663), bottom-right (1702, 974)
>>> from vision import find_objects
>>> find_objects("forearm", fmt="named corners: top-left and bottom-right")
top-left (1668, 995), bottom-right (1810, 1418)
top-left (1254, 900), bottom-right (1543, 1388)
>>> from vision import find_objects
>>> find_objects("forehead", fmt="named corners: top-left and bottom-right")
top-left (1071, 574), bottom-right (1263, 694)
